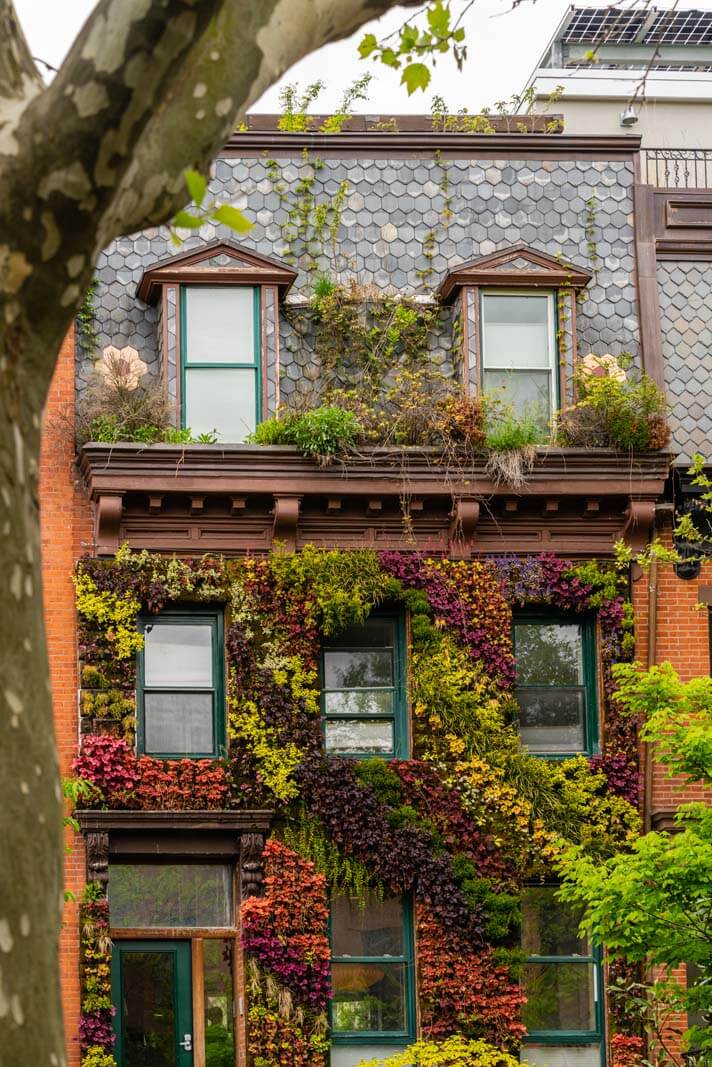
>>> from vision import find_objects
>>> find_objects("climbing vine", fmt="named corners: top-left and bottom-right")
top-left (77, 278), bottom-right (100, 358)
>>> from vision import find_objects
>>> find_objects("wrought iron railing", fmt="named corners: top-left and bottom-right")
top-left (643, 148), bottom-right (712, 189)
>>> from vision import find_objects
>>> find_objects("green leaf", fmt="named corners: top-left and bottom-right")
top-left (400, 24), bottom-right (419, 51)
top-left (379, 47), bottom-right (400, 68)
top-left (401, 63), bottom-right (431, 95)
top-left (427, 1), bottom-right (451, 37)
top-left (358, 33), bottom-right (378, 59)
top-left (453, 26), bottom-right (466, 42)
top-left (212, 204), bottom-right (253, 234)
top-left (172, 210), bottom-right (204, 230)
top-left (184, 168), bottom-right (207, 207)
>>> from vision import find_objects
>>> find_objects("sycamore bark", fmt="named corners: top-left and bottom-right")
top-left (0, 1), bottom-right (418, 1060)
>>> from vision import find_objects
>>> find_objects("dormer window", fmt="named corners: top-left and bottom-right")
top-left (137, 240), bottom-right (297, 443)
top-left (182, 285), bottom-right (259, 441)
top-left (438, 244), bottom-right (592, 414)
top-left (481, 291), bottom-right (558, 422)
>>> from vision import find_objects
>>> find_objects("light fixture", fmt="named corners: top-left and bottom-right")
top-left (620, 106), bottom-right (639, 127)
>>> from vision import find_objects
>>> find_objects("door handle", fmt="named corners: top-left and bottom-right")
top-left (179, 1034), bottom-right (193, 1051)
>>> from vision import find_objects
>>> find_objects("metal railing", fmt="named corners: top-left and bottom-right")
top-left (643, 147), bottom-right (712, 189)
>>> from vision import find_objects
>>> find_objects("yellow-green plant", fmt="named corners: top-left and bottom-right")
top-left (358, 1034), bottom-right (528, 1066)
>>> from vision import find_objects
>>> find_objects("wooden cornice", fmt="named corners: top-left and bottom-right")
top-left (136, 239), bottom-right (297, 304)
top-left (653, 190), bottom-right (712, 262)
top-left (79, 443), bottom-right (671, 498)
top-left (437, 244), bottom-right (592, 302)
top-left (78, 443), bottom-right (671, 560)
top-left (76, 809), bottom-right (273, 833)
top-left (223, 128), bottom-right (641, 160)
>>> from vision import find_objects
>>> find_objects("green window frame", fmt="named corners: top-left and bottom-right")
top-left (320, 611), bottom-right (408, 760)
top-left (329, 892), bottom-right (416, 1048)
top-left (513, 611), bottom-right (599, 758)
top-left (179, 284), bottom-right (261, 442)
top-left (521, 885), bottom-right (605, 1065)
top-left (480, 289), bottom-right (559, 423)
top-left (137, 607), bottom-right (225, 759)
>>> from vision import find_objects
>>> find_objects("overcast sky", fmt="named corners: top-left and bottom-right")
top-left (15, 0), bottom-right (712, 114)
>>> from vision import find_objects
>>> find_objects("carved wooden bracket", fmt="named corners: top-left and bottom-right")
top-left (272, 495), bottom-right (301, 551)
top-left (449, 498), bottom-right (480, 559)
top-left (85, 832), bottom-right (109, 895)
top-left (240, 832), bottom-right (265, 898)
top-left (620, 499), bottom-right (656, 552)
top-left (95, 493), bottom-right (124, 557)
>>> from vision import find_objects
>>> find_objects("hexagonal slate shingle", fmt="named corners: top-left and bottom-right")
top-left (658, 262), bottom-right (712, 463)
top-left (78, 151), bottom-right (641, 411)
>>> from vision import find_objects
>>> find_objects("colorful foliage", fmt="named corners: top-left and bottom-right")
top-left (80, 890), bottom-right (115, 1067)
top-left (73, 546), bottom-right (642, 1064)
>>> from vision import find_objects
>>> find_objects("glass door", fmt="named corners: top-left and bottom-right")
top-left (112, 941), bottom-right (193, 1067)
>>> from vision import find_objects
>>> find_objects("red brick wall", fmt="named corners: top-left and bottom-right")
top-left (633, 530), bottom-right (712, 1059)
top-left (40, 325), bottom-right (93, 1067)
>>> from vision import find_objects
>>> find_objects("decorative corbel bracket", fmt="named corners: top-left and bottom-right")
top-left (620, 499), bottom-right (656, 552)
top-left (272, 495), bottom-right (301, 551)
top-left (85, 831), bottom-right (109, 896)
top-left (449, 497), bottom-right (480, 559)
top-left (240, 832), bottom-right (266, 898)
top-left (95, 493), bottom-right (124, 557)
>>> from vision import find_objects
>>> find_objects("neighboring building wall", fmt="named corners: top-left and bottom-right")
top-left (657, 261), bottom-right (712, 465)
top-left (531, 90), bottom-right (712, 148)
top-left (83, 152), bottom-right (641, 405)
top-left (40, 326), bottom-right (93, 1067)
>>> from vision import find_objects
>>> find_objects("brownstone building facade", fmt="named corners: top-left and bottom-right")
top-left (41, 119), bottom-right (712, 1067)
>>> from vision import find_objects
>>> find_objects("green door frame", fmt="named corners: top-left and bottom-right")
top-left (112, 939), bottom-right (193, 1066)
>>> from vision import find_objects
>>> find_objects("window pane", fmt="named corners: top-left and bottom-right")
top-left (332, 894), bottom-right (405, 957)
top-left (325, 719), bottom-right (393, 755)
top-left (483, 369), bottom-right (552, 420)
top-left (324, 650), bottom-right (393, 689)
top-left (184, 367), bottom-right (256, 442)
top-left (522, 888), bottom-right (590, 956)
top-left (482, 294), bottom-right (550, 369)
top-left (325, 691), bottom-right (394, 717)
top-left (515, 624), bottom-right (583, 686)
top-left (110, 864), bottom-right (233, 927)
top-left (522, 963), bottom-right (596, 1032)
top-left (145, 623), bottom-right (213, 687)
top-left (144, 692), bottom-right (214, 754)
top-left (517, 689), bottom-right (585, 753)
top-left (522, 1045), bottom-right (601, 1067)
top-left (327, 621), bottom-right (395, 648)
top-left (185, 287), bottom-right (254, 364)
top-left (331, 963), bottom-right (406, 1033)
top-left (204, 940), bottom-right (235, 1067)
top-left (121, 951), bottom-right (177, 1067)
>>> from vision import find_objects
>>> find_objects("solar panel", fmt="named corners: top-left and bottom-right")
top-left (644, 9), bottom-right (712, 44)
top-left (562, 7), bottom-right (649, 44)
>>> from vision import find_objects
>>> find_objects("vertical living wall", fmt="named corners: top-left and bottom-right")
top-left (72, 546), bottom-right (643, 1066)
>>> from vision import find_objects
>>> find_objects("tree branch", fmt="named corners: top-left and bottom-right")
top-left (0, 0), bottom-right (41, 100)
top-left (0, 0), bottom-right (423, 395)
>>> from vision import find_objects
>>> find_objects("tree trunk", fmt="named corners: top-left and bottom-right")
top-left (0, 355), bottom-right (64, 1063)
top-left (0, 0), bottom-right (423, 1058)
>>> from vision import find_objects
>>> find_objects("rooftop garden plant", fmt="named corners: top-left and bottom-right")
top-left (77, 346), bottom-right (217, 444)
top-left (557, 353), bottom-right (670, 452)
